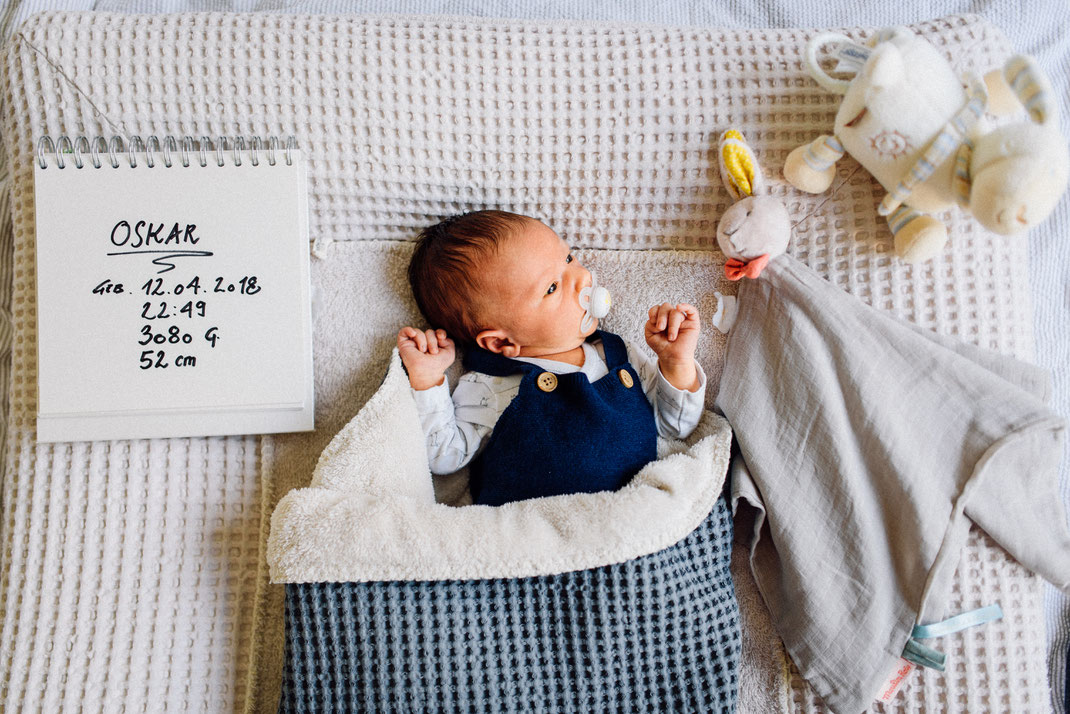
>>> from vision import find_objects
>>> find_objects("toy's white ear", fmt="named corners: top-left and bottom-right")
top-left (864, 44), bottom-right (905, 90)
top-left (718, 130), bottom-right (764, 200)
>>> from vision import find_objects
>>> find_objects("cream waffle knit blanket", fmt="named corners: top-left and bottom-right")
top-left (0, 11), bottom-right (1053, 713)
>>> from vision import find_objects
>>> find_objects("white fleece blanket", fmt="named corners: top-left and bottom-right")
top-left (268, 349), bottom-right (733, 584)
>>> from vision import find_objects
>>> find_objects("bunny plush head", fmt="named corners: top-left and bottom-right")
top-left (716, 131), bottom-right (791, 280)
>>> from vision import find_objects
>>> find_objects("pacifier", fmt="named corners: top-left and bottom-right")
top-left (578, 272), bottom-right (611, 332)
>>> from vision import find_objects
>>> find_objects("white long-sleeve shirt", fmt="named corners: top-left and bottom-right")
top-left (411, 338), bottom-right (706, 475)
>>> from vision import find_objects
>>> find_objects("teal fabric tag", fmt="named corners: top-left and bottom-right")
top-left (912, 604), bottom-right (1004, 639)
top-left (902, 638), bottom-right (947, 671)
top-left (902, 604), bottom-right (1004, 671)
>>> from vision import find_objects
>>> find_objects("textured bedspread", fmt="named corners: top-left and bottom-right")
top-left (0, 9), bottom-right (1062, 714)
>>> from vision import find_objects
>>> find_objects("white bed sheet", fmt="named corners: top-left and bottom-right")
top-left (0, 0), bottom-right (1067, 712)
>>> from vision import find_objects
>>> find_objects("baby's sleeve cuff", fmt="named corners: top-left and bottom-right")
top-left (655, 361), bottom-right (707, 433)
top-left (656, 360), bottom-right (706, 398)
top-left (410, 378), bottom-right (453, 416)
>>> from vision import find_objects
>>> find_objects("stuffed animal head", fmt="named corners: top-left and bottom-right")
top-left (969, 119), bottom-right (1069, 234)
top-left (716, 130), bottom-right (790, 280)
top-left (966, 55), bottom-right (1070, 235)
top-left (808, 28), bottom-right (967, 210)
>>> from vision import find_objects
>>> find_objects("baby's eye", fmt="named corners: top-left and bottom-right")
top-left (565, 253), bottom-right (574, 264)
top-left (546, 282), bottom-right (558, 296)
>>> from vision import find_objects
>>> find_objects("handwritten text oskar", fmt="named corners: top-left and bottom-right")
top-left (96, 219), bottom-right (262, 372)
top-left (109, 220), bottom-right (213, 273)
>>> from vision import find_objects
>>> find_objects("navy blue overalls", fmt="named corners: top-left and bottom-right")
top-left (462, 330), bottom-right (658, 507)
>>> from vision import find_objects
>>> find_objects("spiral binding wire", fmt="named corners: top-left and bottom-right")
top-left (35, 135), bottom-right (299, 169)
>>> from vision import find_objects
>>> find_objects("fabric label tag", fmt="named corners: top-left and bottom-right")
top-left (876, 658), bottom-right (916, 702)
top-left (832, 41), bottom-right (872, 74)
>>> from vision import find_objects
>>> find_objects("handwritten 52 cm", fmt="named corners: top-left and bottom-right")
top-left (139, 327), bottom-right (220, 369)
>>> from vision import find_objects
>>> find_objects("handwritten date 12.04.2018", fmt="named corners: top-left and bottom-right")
top-left (89, 275), bottom-right (261, 370)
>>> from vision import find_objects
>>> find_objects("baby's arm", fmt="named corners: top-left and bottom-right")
top-left (626, 341), bottom-right (707, 440)
top-left (398, 327), bottom-right (507, 474)
top-left (410, 375), bottom-right (495, 475)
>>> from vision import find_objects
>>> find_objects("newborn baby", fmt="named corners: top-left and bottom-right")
top-left (399, 210), bottom-right (706, 506)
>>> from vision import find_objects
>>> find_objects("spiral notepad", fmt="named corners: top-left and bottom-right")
top-left (33, 135), bottom-right (313, 442)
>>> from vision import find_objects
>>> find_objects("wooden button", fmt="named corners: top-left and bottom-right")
top-left (536, 372), bottom-right (558, 392)
top-left (618, 369), bottom-right (634, 388)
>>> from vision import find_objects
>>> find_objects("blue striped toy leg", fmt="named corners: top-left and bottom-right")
top-left (887, 206), bottom-right (948, 264)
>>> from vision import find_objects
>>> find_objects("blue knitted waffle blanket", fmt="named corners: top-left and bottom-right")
top-left (280, 495), bottom-right (740, 713)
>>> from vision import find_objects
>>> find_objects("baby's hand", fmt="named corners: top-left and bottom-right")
top-left (397, 327), bottom-right (456, 390)
top-left (645, 303), bottom-right (701, 392)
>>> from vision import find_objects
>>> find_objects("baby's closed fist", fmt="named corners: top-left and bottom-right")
top-left (645, 303), bottom-right (700, 360)
top-left (398, 327), bottom-right (455, 390)
top-left (645, 303), bottom-right (702, 392)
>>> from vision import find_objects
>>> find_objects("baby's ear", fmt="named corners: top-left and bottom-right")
top-left (476, 330), bottom-right (520, 357)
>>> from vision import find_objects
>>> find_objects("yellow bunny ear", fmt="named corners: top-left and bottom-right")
top-left (719, 130), bottom-right (764, 200)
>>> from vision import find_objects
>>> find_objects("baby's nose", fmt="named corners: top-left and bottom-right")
top-left (568, 264), bottom-right (588, 293)
top-left (578, 268), bottom-right (591, 291)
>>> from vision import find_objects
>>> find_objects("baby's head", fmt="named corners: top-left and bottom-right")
top-left (409, 210), bottom-right (598, 358)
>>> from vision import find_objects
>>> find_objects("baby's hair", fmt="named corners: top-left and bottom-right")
top-left (408, 209), bottom-right (533, 345)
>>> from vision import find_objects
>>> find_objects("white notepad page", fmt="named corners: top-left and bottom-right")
top-left (34, 141), bottom-right (314, 441)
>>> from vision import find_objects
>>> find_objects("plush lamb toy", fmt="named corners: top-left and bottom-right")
top-left (783, 28), bottom-right (1069, 263)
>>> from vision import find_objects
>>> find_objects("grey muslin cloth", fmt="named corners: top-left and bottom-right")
top-left (716, 256), bottom-right (1070, 714)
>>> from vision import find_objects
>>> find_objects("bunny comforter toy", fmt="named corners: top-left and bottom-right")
top-left (711, 130), bottom-right (792, 333)
top-left (783, 27), bottom-right (1068, 263)
top-left (711, 129), bottom-right (1070, 713)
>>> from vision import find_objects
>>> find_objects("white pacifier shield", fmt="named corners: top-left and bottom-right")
top-left (579, 273), bottom-right (611, 332)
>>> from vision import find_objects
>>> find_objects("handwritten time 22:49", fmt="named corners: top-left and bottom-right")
top-left (92, 219), bottom-right (262, 371)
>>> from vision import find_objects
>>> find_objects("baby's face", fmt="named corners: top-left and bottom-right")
top-left (477, 220), bottom-right (596, 358)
